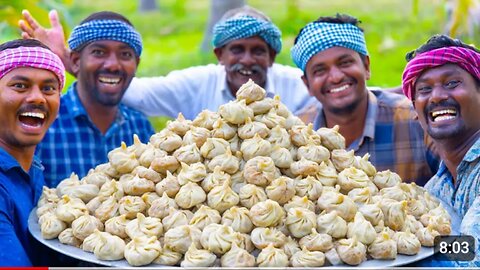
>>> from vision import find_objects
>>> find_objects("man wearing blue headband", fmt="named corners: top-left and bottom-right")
top-left (292, 14), bottom-right (439, 185)
top-left (21, 11), bottom-right (154, 187)
top-left (19, 6), bottom-right (313, 120)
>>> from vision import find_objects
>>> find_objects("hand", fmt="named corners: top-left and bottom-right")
top-left (18, 9), bottom-right (74, 75)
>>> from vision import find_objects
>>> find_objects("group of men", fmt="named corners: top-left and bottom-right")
top-left (0, 4), bottom-right (478, 267)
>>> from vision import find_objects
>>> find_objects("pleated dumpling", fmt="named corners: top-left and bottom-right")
top-left (148, 193), bottom-right (178, 219)
top-left (192, 109), bottom-right (220, 130)
top-left (175, 182), bottom-right (207, 209)
top-left (289, 123), bottom-right (321, 147)
top-left (94, 195), bottom-right (119, 222)
top-left (153, 246), bottom-right (182, 266)
top-left (211, 118), bottom-right (237, 140)
top-left (221, 206), bottom-right (253, 234)
top-left (335, 236), bottom-right (367, 265)
top-left (285, 207), bottom-right (316, 238)
top-left (239, 184), bottom-right (267, 209)
top-left (164, 224), bottom-right (201, 254)
top-left (118, 195), bottom-right (147, 219)
top-left (337, 167), bottom-right (370, 193)
top-left (93, 231), bottom-right (126, 261)
top-left (122, 174), bottom-right (155, 196)
top-left (109, 142), bottom-right (139, 174)
top-left (284, 196), bottom-right (315, 213)
top-left (124, 235), bottom-right (162, 266)
top-left (200, 223), bottom-right (236, 255)
top-left (250, 227), bottom-right (287, 249)
top-left (71, 213), bottom-right (104, 241)
top-left (249, 199), bottom-right (285, 227)
top-left (207, 180), bottom-right (239, 213)
top-left (189, 205), bottom-right (221, 230)
top-left (200, 138), bottom-right (230, 159)
top-left (219, 99), bottom-right (254, 125)
top-left (221, 242), bottom-right (255, 267)
top-left (295, 175), bottom-right (323, 201)
top-left (290, 247), bottom-right (326, 267)
top-left (240, 134), bottom-right (272, 160)
top-left (58, 228), bottom-right (82, 247)
top-left (415, 224), bottom-right (440, 247)
top-left (180, 243), bottom-right (217, 267)
top-left (248, 97), bottom-right (274, 115)
top-left (316, 210), bottom-right (347, 239)
top-left (358, 202), bottom-right (384, 226)
top-left (316, 125), bottom-right (345, 150)
top-left (162, 208), bottom-right (193, 232)
top-left (353, 153), bottom-right (377, 177)
top-left (81, 170), bottom-right (111, 189)
top-left (38, 186), bottom-right (60, 207)
top-left (282, 236), bottom-right (301, 258)
top-left (149, 129), bottom-right (182, 153)
top-left (393, 229), bottom-right (421, 255)
top-left (183, 125), bottom-right (211, 148)
top-left (207, 149), bottom-right (240, 174)
top-left (105, 214), bottom-right (130, 239)
top-left (173, 143), bottom-right (203, 165)
top-left (238, 117), bottom-right (270, 140)
top-left (270, 146), bottom-right (294, 169)
top-left (299, 228), bottom-right (333, 252)
top-left (125, 213), bottom-right (163, 239)
top-left (256, 243), bottom-right (289, 267)
top-left (347, 212), bottom-right (376, 245)
top-left (56, 172), bottom-right (80, 197)
top-left (367, 230), bottom-right (397, 260)
top-left (290, 157), bottom-right (320, 177)
top-left (202, 166), bottom-right (231, 192)
top-left (373, 169), bottom-right (402, 189)
top-left (254, 108), bottom-right (286, 129)
top-left (243, 156), bottom-right (276, 187)
top-left (55, 195), bottom-right (88, 223)
top-left (166, 112), bottom-right (191, 136)
top-left (39, 212), bottom-right (67, 239)
top-left (155, 171), bottom-right (180, 198)
top-left (236, 78), bottom-right (266, 103)
top-left (297, 142), bottom-right (330, 164)
top-left (265, 176), bottom-right (296, 205)
top-left (316, 161), bottom-right (338, 186)
top-left (267, 125), bottom-right (292, 149)
top-left (331, 149), bottom-right (355, 171)
top-left (177, 162), bottom-right (207, 185)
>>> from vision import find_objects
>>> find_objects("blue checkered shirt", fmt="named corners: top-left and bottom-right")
top-left (421, 138), bottom-right (480, 267)
top-left (36, 83), bottom-right (154, 187)
top-left (297, 89), bottom-right (440, 186)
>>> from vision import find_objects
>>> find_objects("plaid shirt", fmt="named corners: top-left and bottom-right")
top-left (297, 89), bottom-right (439, 185)
top-left (421, 138), bottom-right (480, 267)
top-left (36, 83), bottom-right (154, 187)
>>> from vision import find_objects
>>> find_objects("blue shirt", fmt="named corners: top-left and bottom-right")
top-left (122, 63), bottom-right (315, 119)
top-left (421, 138), bottom-right (480, 267)
top-left (0, 148), bottom-right (44, 266)
top-left (37, 83), bottom-right (155, 187)
top-left (297, 89), bottom-right (440, 185)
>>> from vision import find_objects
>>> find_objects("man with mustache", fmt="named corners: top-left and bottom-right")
top-left (30, 11), bottom-right (154, 187)
top-left (402, 34), bottom-right (480, 266)
top-left (19, 6), bottom-right (314, 120)
top-left (291, 14), bottom-right (440, 185)
top-left (0, 38), bottom-right (64, 265)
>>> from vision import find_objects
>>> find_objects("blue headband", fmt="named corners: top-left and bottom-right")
top-left (68, 20), bottom-right (143, 56)
top-left (212, 15), bottom-right (282, 53)
top-left (291, 22), bottom-right (368, 71)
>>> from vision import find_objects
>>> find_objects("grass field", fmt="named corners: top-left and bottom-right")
top-left (2, 0), bottom-right (472, 130)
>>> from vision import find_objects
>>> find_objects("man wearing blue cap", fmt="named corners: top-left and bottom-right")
top-left (292, 14), bottom-right (439, 185)
top-left (28, 11), bottom-right (154, 187)
top-left (20, 6), bottom-right (313, 120)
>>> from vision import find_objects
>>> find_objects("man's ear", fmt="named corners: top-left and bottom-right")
top-left (363, 55), bottom-right (371, 80)
top-left (301, 74), bottom-right (313, 96)
top-left (213, 47), bottom-right (224, 64)
top-left (268, 49), bottom-right (276, 67)
top-left (70, 51), bottom-right (81, 76)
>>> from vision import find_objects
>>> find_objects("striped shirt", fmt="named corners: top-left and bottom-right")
top-left (36, 83), bottom-right (154, 187)
top-left (424, 138), bottom-right (480, 266)
top-left (297, 89), bottom-right (440, 185)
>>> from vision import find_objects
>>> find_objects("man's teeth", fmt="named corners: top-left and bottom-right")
top-left (20, 112), bottom-right (45, 119)
top-left (99, 77), bottom-right (121, 84)
top-left (239, 70), bottom-right (253, 76)
top-left (330, 85), bottom-right (349, 93)
top-left (431, 109), bottom-right (457, 122)
top-left (434, 115), bottom-right (456, 122)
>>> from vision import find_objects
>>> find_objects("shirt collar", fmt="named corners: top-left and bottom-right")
top-left (63, 82), bottom-right (128, 123)
top-left (462, 137), bottom-right (480, 163)
top-left (0, 147), bottom-right (43, 172)
top-left (218, 64), bottom-right (276, 99)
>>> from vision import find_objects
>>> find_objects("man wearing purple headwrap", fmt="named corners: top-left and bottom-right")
top-left (19, 6), bottom-right (313, 120)
top-left (0, 39), bottom-right (64, 266)
top-left (401, 34), bottom-right (480, 267)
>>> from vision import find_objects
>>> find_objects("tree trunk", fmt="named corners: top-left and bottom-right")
top-left (200, 0), bottom-right (246, 52)
top-left (139, 0), bottom-right (158, 13)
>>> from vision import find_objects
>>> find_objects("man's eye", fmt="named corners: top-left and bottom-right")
top-left (339, 60), bottom-right (353, 67)
top-left (42, 85), bottom-right (58, 93)
top-left (445, 80), bottom-right (461, 89)
top-left (92, 49), bottom-right (104, 56)
top-left (13, 83), bottom-right (27, 89)
top-left (416, 86), bottom-right (431, 93)
top-left (121, 51), bottom-right (134, 59)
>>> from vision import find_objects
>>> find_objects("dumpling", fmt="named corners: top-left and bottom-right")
top-left (316, 125), bottom-right (345, 150)
top-left (228, 134), bottom-right (241, 154)
top-left (347, 212), bottom-right (376, 245)
top-left (248, 97), bottom-right (274, 115)
top-left (335, 236), bottom-right (367, 265)
top-left (94, 195), bottom-right (119, 223)
top-left (295, 176), bottom-right (323, 201)
top-left (93, 231), bottom-right (126, 261)
top-left (381, 200), bottom-right (407, 231)
top-left (367, 231), bottom-right (397, 260)
top-left (125, 213), bottom-right (163, 239)
top-left (192, 109), bottom-right (220, 130)
top-left (393, 230), bottom-right (421, 255)
top-left (148, 193), bottom-right (178, 219)
top-left (138, 145), bottom-right (168, 169)
top-left (200, 138), bottom-right (230, 159)
top-left (81, 229), bottom-right (103, 253)
top-left (71, 213), bottom-right (104, 240)
top-left (94, 162), bottom-right (121, 179)
top-left (123, 174), bottom-right (155, 196)
top-left (406, 199), bottom-right (428, 219)
top-left (56, 173), bottom-right (81, 197)
top-left (249, 199), bottom-right (285, 227)
top-left (286, 207), bottom-right (316, 238)
top-left (239, 184), bottom-right (267, 209)
top-left (98, 179), bottom-right (124, 200)
top-left (181, 243), bottom-right (216, 267)
top-left (109, 142), bottom-right (140, 174)
top-left (272, 95), bottom-right (290, 118)
top-left (162, 208), bottom-right (193, 232)
top-left (236, 78), bottom-right (266, 103)
top-left (337, 167), bottom-right (370, 193)
top-left (402, 214), bottom-right (423, 234)
top-left (254, 108), bottom-right (286, 129)
top-left (55, 195), bottom-right (88, 223)
top-left (232, 231), bottom-right (254, 252)
top-left (316, 210), bottom-right (347, 239)
top-left (230, 170), bottom-right (247, 194)
top-left (58, 228), bottom-right (82, 247)
top-left (353, 153), bottom-right (377, 177)
top-left (297, 143), bottom-right (330, 164)
top-left (256, 243), bottom-right (289, 267)
top-left (189, 204), bottom-right (221, 230)
top-left (299, 228), bottom-right (333, 252)
top-left (211, 118), bottom-right (237, 140)
top-left (202, 166), bottom-right (231, 192)
top-left (175, 182), bottom-right (207, 209)
top-left (124, 235), bottom-right (162, 266)
top-left (36, 202), bottom-right (57, 218)
top-left (250, 227), bottom-right (286, 249)
top-left (284, 196), bottom-right (315, 213)
top-left (270, 146), bottom-right (294, 169)
top-left (176, 162), bottom-right (207, 186)
top-left (238, 117), bottom-right (270, 140)
top-left (149, 129), bottom-right (182, 152)
top-left (331, 149), bottom-right (355, 171)
top-left (348, 187), bottom-right (373, 205)
top-left (265, 176), bottom-right (296, 204)
top-left (380, 184), bottom-right (409, 201)
top-left (81, 170), bottom-right (110, 189)
top-left (164, 224), bottom-right (201, 254)
top-left (105, 214), bottom-right (130, 239)
top-left (119, 195), bottom-right (147, 219)
top-left (290, 247), bottom-right (325, 267)
top-left (221, 206), bottom-right (253, 234)
top-left (315, 161), bottom-right (338, 186)
top-left (415, 225), bottom-right (440, 247)
top-left (289, 123), bottom-right (321, 147)
top-left (38, 186), bottom-right (60, 207)
top-left (166, 112), bottom-right (192, 136)
top-left (183, 125), bottom-right (211, 148)
top-left (221, 242), bottom-right (255, 267)
top-left (240, 134), bottom-right (272, 160)
top-left (207, 149), bottom-right (240, 174)
top-left (290, 158), bottom-right (320, 177)
top-left (153, 246), bottom-right (182, 266)
top-left (155, 171), bottom-right (180, 198)
top-left (267, 125), bottom-right (292, 149)
top-left (141, 191), bottom-right (160, 209)
top-left (86, 196), bottom-right (105, 215)
top-left (207, 180), bottom-right (239, 213)
top-left (284, 114), bottom-right (305, 130)
top-left (127, 134), bottom-right (149, 158)
top-left (358, 202), bottom-right (384, 226)
top-left (219, 99), bottom-right (254, 125)
top-left (243, 156), bottom-right (276, 187)
top-left (200, 223), bottom-right (235, 255)
top-left (150, 155), bottom-right (180, 175)
top-left (39, 212), bottom-right (67, 239)
top-left (173, 143), bottom-right (203, 165)
top-left (373, 170), bottom-right (402, 189)
top-left (282, 236), bottom-right (301, 258)
top-left (318, 191), bottom-right (357, 222)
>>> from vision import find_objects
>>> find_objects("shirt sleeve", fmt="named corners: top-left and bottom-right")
top-left (0, 187), bottom-right (32, 266)
top-left (460, 196), bottom-right (480, 266)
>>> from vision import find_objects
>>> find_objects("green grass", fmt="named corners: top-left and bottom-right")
top-left (3, 0), bottom-right (477, 130)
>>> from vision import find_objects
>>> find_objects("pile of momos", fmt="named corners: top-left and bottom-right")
top-left (37, 79), bottom-right (451, 267)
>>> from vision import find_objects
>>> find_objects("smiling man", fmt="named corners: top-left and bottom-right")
top-left (292, 14), bottom-right (440, 185)
top-left (34, 11), bottom-right (154, 187)
top-left (0, 39), bottom-right (64, 266)
top-left (19, 6), bottom-right (314, 120)
top-left (402, 34), bottom-right (480, 266)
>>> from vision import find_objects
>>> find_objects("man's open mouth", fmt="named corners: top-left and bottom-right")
top-left (19, 111), bottom-right (46, 127)
top-left (430, 108), bottom-right (458, 122)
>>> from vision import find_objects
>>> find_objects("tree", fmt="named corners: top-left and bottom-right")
top-left (200, 0), bottom-right (245, 52)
